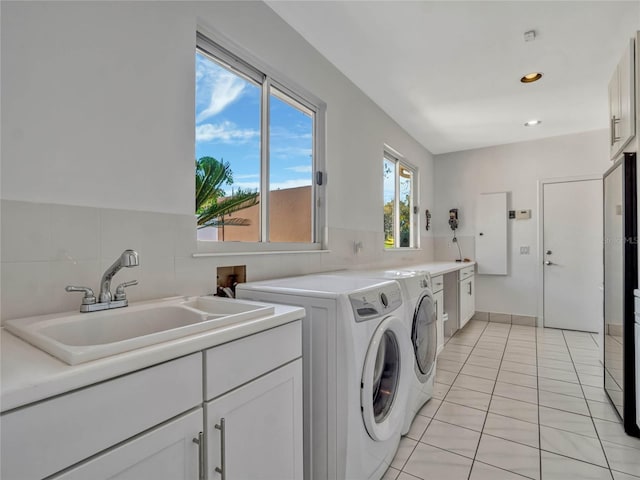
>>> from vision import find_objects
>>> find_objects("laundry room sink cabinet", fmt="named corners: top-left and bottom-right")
top-left (204, 322), bottom-right (303, 480)
top-left (458, 266), bottom-right (476, 329)
top-left (1, 311), bottom-right (303, 480)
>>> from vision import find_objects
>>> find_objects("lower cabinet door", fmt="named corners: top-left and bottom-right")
top-left (434, 290), bottom-right (444, 354)
top-left (52, 409), bottom-right (203, 480)
top-left (459, 276), bottom-right (475, 329)
top-left (206, 359), bottom-right (303, 480)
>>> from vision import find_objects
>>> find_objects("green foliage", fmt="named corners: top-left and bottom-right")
top-left (383, 193), bottom-right (411, 248)
top-left (195, 156), bottom-right (259, 229)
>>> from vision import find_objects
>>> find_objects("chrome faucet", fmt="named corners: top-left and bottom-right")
top-left (99, 249), bottom-right (139, 302)
top-left (66, 249), bottom-right (139, 312)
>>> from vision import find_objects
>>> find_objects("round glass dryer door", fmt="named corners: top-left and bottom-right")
top-left (412, 292), bottom-right (437, 380)
top-left (361, 316), bottom-right (410, 441)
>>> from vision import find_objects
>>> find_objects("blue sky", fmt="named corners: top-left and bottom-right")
top-left (195, 52), bottom-right (312, 196)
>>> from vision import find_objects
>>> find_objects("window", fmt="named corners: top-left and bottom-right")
top-left (383, 151), bottom-right (416, 248)
top-left (195, 33), bottom-right (321, 245)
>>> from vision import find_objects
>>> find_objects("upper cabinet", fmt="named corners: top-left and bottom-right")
top-left (609, 38), bottom-right (636, 160)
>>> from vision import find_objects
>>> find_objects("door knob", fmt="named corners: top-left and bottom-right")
top-left (546, 250), bottom-right (552, 255)
top-left (544, 261), bottom-right (553, 266)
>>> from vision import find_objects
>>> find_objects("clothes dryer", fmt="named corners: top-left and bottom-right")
top-left (236, 275), bottom-right (412, 480)
top-left (322, 269), bottom-right (436, 434)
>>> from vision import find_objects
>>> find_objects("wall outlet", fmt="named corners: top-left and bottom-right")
top-left (519, 246), bottom-right (530, 255)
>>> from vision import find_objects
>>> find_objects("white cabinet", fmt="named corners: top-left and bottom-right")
top-left (1, 320), bottom-right (303, 480)
top-left (1, 353), bottom-right (203, 480)
top-left (609, 38), bottom-right (636, 160)
top-left (459, 266), bottom-right (475, 329)
top-left (206, 360), bottom-right (303, 480)
top-left (434, 289), bottom-right (444, 354)
top-left (432, 275), bottom-right (444, 354)
top-left (476, 192), bottom-right (508, 275)
top-left (52, 409), bottom-right (203, 480)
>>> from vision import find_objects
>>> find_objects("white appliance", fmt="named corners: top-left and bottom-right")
top-left (322, 269), bottom-right (436, 435)
top-left (236, 275), bottom-right (412, 480)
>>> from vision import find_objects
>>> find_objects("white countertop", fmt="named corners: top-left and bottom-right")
top-left (1, 300), bottom-right (304, 412)
top-left (404, 261), bottom-right (476, 276)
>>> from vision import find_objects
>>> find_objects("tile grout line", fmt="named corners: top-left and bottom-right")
top-left (389, 324), bottom-right (472, 472)
top-left (397, 320), bottom-right (491, 475)
top-left (560, 329), bottom-right (614, 477)
top-left (536, 325), bottom-right (542, 480)
top-left (466, 321), bottom-right (512, 480)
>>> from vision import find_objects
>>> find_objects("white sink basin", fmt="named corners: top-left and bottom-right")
top-left (4, 297), bottom-right (275, 365)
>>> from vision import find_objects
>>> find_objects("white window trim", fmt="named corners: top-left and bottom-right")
top-left (383, 148), bottom-right (420, 250)
top-left (195, 26), bottom-right (327, 254)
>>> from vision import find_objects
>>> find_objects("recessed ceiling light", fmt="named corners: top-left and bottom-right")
top-left (524, 120), bottom-right (541, 127)
top-left (521, 72), bottom-right (543, 83)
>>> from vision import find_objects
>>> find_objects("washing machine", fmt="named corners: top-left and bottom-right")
top-left (236, 274), bottom-right (412, 480)
top-left (322, 269), bottom-right (437, 434)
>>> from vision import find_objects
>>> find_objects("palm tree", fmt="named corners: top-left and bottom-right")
top-left (195, 156), bottom-right (259, 229)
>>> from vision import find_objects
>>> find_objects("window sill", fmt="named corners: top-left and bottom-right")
top-left (193, 249), bottom-right (330, 258)
top-left (193, 241), bottom-right (329, 258)
top-left (383, 248), bottom-right (423, 253)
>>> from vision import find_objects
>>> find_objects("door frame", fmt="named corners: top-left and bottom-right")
top-left (537, 174), bottom-right (603, 328)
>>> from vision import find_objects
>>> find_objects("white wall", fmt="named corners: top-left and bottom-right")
top-left (0, 1), bottom-right (435, 321)
top-left (433, 129), bottom-right (611, 317)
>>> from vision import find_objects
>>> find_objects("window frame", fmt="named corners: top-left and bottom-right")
top-left (195, 30), bottom-right (326, 253)
top-left (383, 149), bottom-right (419, 250)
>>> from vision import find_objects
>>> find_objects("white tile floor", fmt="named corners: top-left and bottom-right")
top-left (385, 320), bottom-right (640, 480)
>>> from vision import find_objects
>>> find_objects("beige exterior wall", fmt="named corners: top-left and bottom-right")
top-left (218, 186), bottom-right (312, 242)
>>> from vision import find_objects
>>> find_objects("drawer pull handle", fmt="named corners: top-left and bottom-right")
top-left (215, 418), bottom-right (226, 479)
top-left (193, 432), bottom-right (204, 480)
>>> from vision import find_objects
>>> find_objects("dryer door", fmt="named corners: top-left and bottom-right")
top-left (361, 315), bottom-right (411, 442)
top-left (412, 291), bottom-right (437, 381)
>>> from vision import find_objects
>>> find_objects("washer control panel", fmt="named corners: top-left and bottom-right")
top-left (349, 283), bottom-right (402, 322)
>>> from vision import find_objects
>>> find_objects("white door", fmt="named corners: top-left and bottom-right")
top-left (543, 179), bottom-right (603, 332)
top-left (52, 409), bottom-right (202, 480)
top-left (206, 360), bottom-right (303, 480)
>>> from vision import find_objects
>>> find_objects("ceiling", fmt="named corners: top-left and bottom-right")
top-left (266, 1), bottom-right (640, 154)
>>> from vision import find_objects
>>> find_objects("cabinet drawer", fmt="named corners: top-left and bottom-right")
top-left (1, 353), bottom-right (202, 480)
top-left (205, 320), bottom-right (301, 400)
top-left (51, 409), bottom-right (202, 480)
top-left (431, 275), bottom-right (444, 293)
top-left (459, 265), bottom-right (475, 281)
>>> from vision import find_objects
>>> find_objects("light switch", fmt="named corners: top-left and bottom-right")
top-left (520, 246), bottom-right (530, 255)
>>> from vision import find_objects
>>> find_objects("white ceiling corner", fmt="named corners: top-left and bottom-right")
top-left (266, 1), bottom-right (640, 154)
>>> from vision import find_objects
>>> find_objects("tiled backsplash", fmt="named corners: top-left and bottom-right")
top-left (1, 200), bottom-right (435, 322)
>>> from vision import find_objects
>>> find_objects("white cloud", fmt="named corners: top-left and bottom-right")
top-left (234, 173), bottom-right (260, 180)
top-left (231, 178), bottom-right (312, 192)
top-left (196, 64), bottom-right (246, 123)
top-left (195, 121), bottom-right (259, 143)
top-left (270, 179), bottom-right (312, 190)
top-left (232, 181), bottom-right (260, 191)
top-left (286, 165), bottom-right (313, 173)
top-left (270, 146), bottom-right (313, 159)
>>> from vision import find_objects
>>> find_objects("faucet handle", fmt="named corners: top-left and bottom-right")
top-left (114, 280), bottom-right (138, 301)
top-left (65, 286), bottom-right (97, 305)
